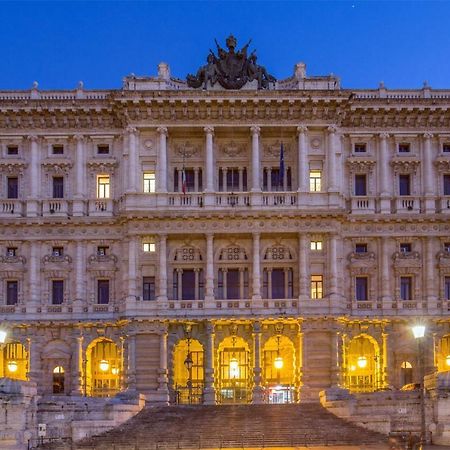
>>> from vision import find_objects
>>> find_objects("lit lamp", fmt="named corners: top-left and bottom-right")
top-left (446, 355), bottom-right (450, 367)
top-left (184, 352), bottom-right (193, 371)
top-left (99, 359), bottom-right (110, 372)
top-left (7, 360), bottom-right (18, 373)
top-left (412, 325), bottom-right (426, 339)
top-left (229, 356), bottom-right (239, 378)
top-left (357, 356), bottom-right (368, 369)
top-left (274, 355), bottom-right (284, 370)
top-left (111, 366), bottom-right (119, 375)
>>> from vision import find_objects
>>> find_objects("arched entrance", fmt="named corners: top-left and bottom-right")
top-left (217, 336), bottom-right (252, 404)
top-left (345, 335), bottom-right (380, 393)
top-left (0, 342), bottom-right (28, 380)
top-left (263, 335), bottom-right (295, 403)
top-left (53, 366), bottom-right (65, 394)
top-left (173, 338), bottom-right (204, 404)
top-left (86, 339), bottom-right (121, 397)
top-left (437, 335), bottom-right (450, 372)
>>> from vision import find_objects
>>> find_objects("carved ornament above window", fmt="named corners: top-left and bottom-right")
top-left (434, 159), bottom-right (450, 173)
top-left (264, 245), bottom-right (292, 261)
top-left (220, 141), bottom-right (245, 158)
top-left (218, 246), bottom-right (248, 261)
top-left (175, 141), bottom-right (200, 159)
top-left (0, 255), bottom-right (26, 264)
top-left (347, 251), bottom-right (376, 264)
top-left (390, 158), bottom-right (420, 174)
top-left (346, 158), bottom-right (376, 173)
top-left (42, 254), bottom-right (72, 264)
top-left (88, 253), bottom-right (118, 265)
top-left (0, 160), bottom-right (27, 175)
top-left (264, 141), bottom-right (291, 158)
top-left (174, 246), bottom-right (203, 263)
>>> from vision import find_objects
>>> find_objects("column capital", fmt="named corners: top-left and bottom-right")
top-left (379, 132), bottom-right (390, 140)
top-left (252, 321), bottom-right (262, 334)
top-left (157, 126), bottom-right (168, 136)
top-left (205, 320), bottom-right (215, 335)
top-left (205, 232), bottom-right (214, 240)
top-left (250, 125), bottom-right (261, 136)
top-left (126, 125), bottom-right (138, 135)
top-left (423, 132), bottom-right (433, 140)
top-left (73, 134), bottom-right (85, 142)
top-left (27, 135), bottom-right (39, 143)
top-left (252, 231), bottom-right (261, 238)
top-left (297, 125), bottom-right (308, 135)
top-left (327, 125), bottom-right (338, 134)
top-left (158, 233), bottom-right (167, 241)
top-left (204, 126), bottom-right (214, 135)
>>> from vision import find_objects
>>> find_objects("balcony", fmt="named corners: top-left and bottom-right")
top-left (0, 200), bottom-right (23, 217)
top-left (395, 196), bottom-right (420, 213)
top-left (88, 199), bottom-right (114, 216)
top-left (168, 193), bottom-right (204, 208)
top-left (439, 196), bottom-right (450, 213)
top-left (215, 192), bottom-right (250, 208)
top-left (42, 199), bottom-right (69, 217)
top-left (350, 197), bottom-right (375, 214)
top-left (262, 192), bottom-right (297, 207)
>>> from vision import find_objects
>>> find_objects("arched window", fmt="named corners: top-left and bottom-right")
top-left (53, 366), bottom-right (65, 394)
top-left (400, 361), bottom-right (413, 387)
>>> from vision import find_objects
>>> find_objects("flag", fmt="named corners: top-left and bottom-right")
top-left (278, 142), bottom-right (285, 189)
top-left (181, 166), bottom-right (187, 194)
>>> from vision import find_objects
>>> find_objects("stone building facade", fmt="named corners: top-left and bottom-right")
top-left (1, 41), bottom-right (450, 405)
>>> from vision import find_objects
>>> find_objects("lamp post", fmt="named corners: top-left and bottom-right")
top-left (183, 324), bottom-right (193, 404)
top-left (411, 324), bottom-right (427, 445)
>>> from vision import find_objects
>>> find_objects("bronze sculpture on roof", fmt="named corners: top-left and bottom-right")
top-left (187, 35), bottom-right (276, 90)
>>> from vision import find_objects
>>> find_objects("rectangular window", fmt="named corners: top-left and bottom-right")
top-left (143, 172), bottom-right (156, 193)
top-left (444, 175), bottom-right (450, 196)
top-left (400, 277), bottom-right (412, 301)
top-left (6, 247), bottom-right (17, 257)
top-left (311, 275), bottom-right (323, 299)
top-left (52, 177), bottom-right (64, 199)
top-left (7, 145), bottom-right (18, 156)
top-left (52, 280), bottom-right (64, 305)
top-left (97, 144), bottom-right (110, 155)
top-left (398, 143), bottom-right (410, 153)
top-left (271, 268), bottom-right (286, 299)
top-left (52, 145), bottom-right (64, 155)
top-left (97, 280), bottom-right (110, 304)
top-left (445, 277), bottom-right (450, 301)
top-left (443, 144), bottom-right (450, 153)
top-left (97, 175), bottom-right (110, 199)
top-left (310, 240), bottom-right (322, 251)
top-left (354, 174), bottom-right (367, 196)
top-left (143, 242), bottom-right (156, 252)
top-left (143, 276), bottom-right (156, 301)
top-left (7, 177), bottom-right (18, 199)
top-left (52, 247), bottom-right (63, 256)
top-left (181, 269), bottom-right (196, 300)
top-left (6, 280), bottom-right (18, 305)
top-left (97, 246), bottom-right (108, 256)
top-left (227, 269), bottom-right (240, 300)
top-left (399, 174), bottom-right (411, 196)
top-left (309, 170), bottom-right (322, 192)
top-left (355, 277), bottom-right (368, 301)
top-left (354, 143), bottom-right (366, 153)
top-left (400, 243), bottom-right (412, 253)
top-left (355, 243), bottom-right (368, 254)
top-left (445, 243), bottom-right (450, 253)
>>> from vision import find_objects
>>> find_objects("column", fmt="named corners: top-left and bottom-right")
top-left (157, 234), bottom-right (168, 301)
top-left (27, 338), bottom-right (42, 392)
top-left (267, 269), bottom-right (272, 299)
top-left (204, 126), bottom-right (214, 192)
top-left (423, 133), bottom-right (435, 212)
top-left (157, 127), bottom-right (168, 193)
top-left (238, 168), bottom-right (244, 191)
top-left (252, 321), bottom-right (264, 403)
top-left (28, 241), bottom-right (40, 311)
top-left (128, 237), bottom-right (137, 301)
top-left (328, 234), bottom-right (338, 299)
top-left (250, 126), bottom-right (261, 191)
top-left (298, 233), bottom-right (309, 301)
top-left (252, 232), bottom-right (261, 301)
top-left (425, 237), bottom-right (437, 311)
top-left (297, 126), bottom-right (309, 192)
top-left (205, 234), bottom-right (214, 301)
top-left (380, 237), bottom-right (392, 306)
top-left (194, 167), bottom-right (199, 192)
top-left (73, 134), bottom-right (86, 216)
top-left (126, 333), bottom-right (137, 391)
top-left (379, 133), bottom-right (391, 213)
top-left (330, 330), bottom-right (341, 387)
top-left (203, 321), bottom-right (216, 404)
top-left (267, 168), bottom-right (272, 191)
top-left (222, 168), bottom-right (227, 192)
top-left (74, 241), bottom-right (85, 312)
top-left (27, 135), bottom-right (40, 216)
top-left (382, 331), bottom-right (395, 387)
top-left (327, 126), bottom-right (338, 192)
top-left (71, 334), bottom-right (84, 395)
top-left (157, 326), bottom-right (169, 403)
top-left (127, 126), bottom-right (138, 193)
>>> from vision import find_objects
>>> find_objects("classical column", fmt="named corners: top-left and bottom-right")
top-left (157, 326), bottom-right (169, 403)
top-left (423, 133), bottom-right (435, 213)
top-left (297, 126), bottom-right (309, 192)
top-left (157, 127), bottom-right (168, 193)
top-left (298, 233), bottom-right (309, 301)
top-left (74, 241), bottom-right (85, 312)
top-left (250, 126), bottom-right (261, 191)
top-left (380, 237), bottom-right (392, 306)
top-left (27, 338), bottom-right (42, 391)
top-left (328, 234), bottom-right (338, 297)
top-left (73, 134), bottom-right (86, 216)
top-left (327, 126), bottom-right (338, 192)
top-left (330, 330), bottom-right (341, 387)
top-left (126, 333), bottom-right (137, 391)
top-left (205, 234), bottom-right (214, 301)
top-left (27, 135), bottom-right (40, 216)
top-left (157, 234), bottom-right (168, 301)
top-left (424, 237), bottom-right (437, 311)
top-left (71, 334), bottom-right (84, 395)
top-left (28, 241), bottom-right (40, 311)
top-left (127, 126), bottom-right (138, 193)
top-left (252, 232), bottom-right (261, 301)
top-left (252, 321), bottom-right (264, 403)
top-left (203, 321), bottom-right (216, 404)
top-left (128, 237), bottom-right (137, 301)
top-left (204, 126), bottom-right (215, 192)
top-left (379, 133), bottom-right (391, 213)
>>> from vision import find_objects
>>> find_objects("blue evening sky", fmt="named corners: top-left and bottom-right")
top-left (0, 1), bottom-right (449, 91)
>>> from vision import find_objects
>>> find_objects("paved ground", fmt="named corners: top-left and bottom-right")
top-left (197, 446), bottom-right (450, 450)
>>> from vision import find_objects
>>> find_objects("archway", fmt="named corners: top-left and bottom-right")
top-left (345, 335), bottom-right (380, 393)
top-left (263, 335), bottom-right (296, 403)
top-left (1, 342), bottom-right (28, 380)
top-left (400, 361), bottom-right (413, 387)
top-left (172, 338), bottom-right (204, 404)
top-left (53, 366), bottom-right (65, 394)
top-left (86, 339), bottom-right (121, 397)
top-left (217, 336), bottom-right (252, 404)
top-left (437, 335), bottom-right (450, 372)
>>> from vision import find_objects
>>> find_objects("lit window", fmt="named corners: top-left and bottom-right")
top-left (97, 175), bottom-right (110, 199)
top-left (52, 145), bottom-right (64, 155)
top-left (97, 144), bottom-right (110, 155)
top-left (310, 240), bottom-right (323, 251)
top-left (311, 275), bottom-right (323, 299)
top-left (355, 243), bottom-right (368, 254)
top-left (398, 143), bottom-right (410, 153)
top-left (143, 242), bottom-right (156, 253)
top-left (7, 146), bottom-right (18, 156)
top-left (354, 143), bottom-right (366, 153)
top-left (355, 277), bottom-right (368, 301)
top-left (400, 276), bottom-right (412, 301)
top-left (143, 172), bottom-right (156, 193)
top-left (309, 170), bottom-right (322, 192)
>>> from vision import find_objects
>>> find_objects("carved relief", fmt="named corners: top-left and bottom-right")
top-left (219, 140), bottom-right (245, 158)
top-left (264, 141), bottom-right (290, 158)
top-left (390, 158), bottom-right (420, 174)
top-left (174, 141), bottom-right (200, 158)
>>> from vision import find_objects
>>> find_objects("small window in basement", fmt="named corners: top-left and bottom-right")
top-left (52, 145), bottom-right (64, 155)
top-left (97, 144), bottom-right (110, 155)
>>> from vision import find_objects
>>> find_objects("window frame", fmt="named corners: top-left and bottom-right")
top-left (52, 279), bottom-right (64, 305)
top-left (97, 175), bottom-right (111, 199)
top-left (143, 171), bottom-right (156, 193)
top-left (355, 276), bottom-right (368, 301)
top-left (400, 276), bottom-right (413, 301)
top-left (97, 279), bottom-right (110, 304)
top-left (309, 170), bottom-right (322, 192)
top-left (7, 176), bottom-right (19, 199)
top-left (6, 280), bottom-right (18, 305)
top-left (311, 274), bottom-right (323, 299)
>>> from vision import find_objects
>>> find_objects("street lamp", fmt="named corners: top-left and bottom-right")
top-left (411, 323), bottom-right (427, 445)
top-left (184, 329), bottom-right (193, 404)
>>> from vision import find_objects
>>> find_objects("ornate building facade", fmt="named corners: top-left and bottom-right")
top-left (1, 37), bottom-right (450, 405)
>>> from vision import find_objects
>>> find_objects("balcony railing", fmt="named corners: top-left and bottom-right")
top-left (350, 197), bottom-right (375, 214)
top-left (42, 199), bottom-right (69, 217)
top-left (0, 200), bottom-right (23, 217)
top-left (88, 199), bottom-right (114, 216)
top-left (395, 196), bottom-right (420, 213)
top-left (262, 192), bottom-right (297, 207)
top-left (439, 196), bottom-right (450, 213)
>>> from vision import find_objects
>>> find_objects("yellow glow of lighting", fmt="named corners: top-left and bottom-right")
top-left (0, 330), bottom-right (6, 344)
top-left (111, 367), bottom-right (119, 375)
top-left (357, 356), bottom-right (367, 368)
top-left (7, 360), bottom-right (18, 373)
top-left (274, 355), bottom-right (284, 370)
top-left (446, 355), bottom-right (450, 367)
top-left (229, 357), bottom-right (239, 378)
top-left (53, 366), bottom-right (64, 374)
top-left (99, 359), bottom-right (110, 372)
top-left (350, 365), bottom-right (356, 372)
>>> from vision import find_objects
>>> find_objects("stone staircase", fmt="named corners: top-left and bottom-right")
top-left (47, 404), bottom-right (388, 449)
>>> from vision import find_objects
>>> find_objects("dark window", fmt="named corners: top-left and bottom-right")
top-left (443, 144), bottom-right (450, 153)
top-left (354, 143), bottom-right (366, 153)
top-left (219, 168), bottom-right (248, 192)
top-left (52, 247), bottom-right (63, 256)
top-left (355, 243), bottom-right (368, 254)
top-left (97, 280), bottom-right (110, 304)
top-left (7, 177), bottom-right (18, 199)
top-left (52, 145), bottom-right (64, 155)
top-left (226, 269), bottom-right (240, 299)
top-left (143, 276), bottom-right (155, 301)
top-left (97, 246), bottom-right (108, 256)
top-left (174, 168), bottom-right (198, 192)
top-left (7, 146), bottom-right (18, 156)
top-left (399, 174), bottom-right (411, 196)
top-left (6, 280), bottom-right (18, 305)
top-left (52, 177), bottom-right (64, 199)
top-left (354, 174), bottom-right (367, 196)
top-left (263, 167), bottom-right (292, 191)
top-left (399, 143), bottom-right (410, 153)
top-left (445, 277), bottom-right (450, 301)
top-left (52, 280), bottom-right (64, 305)
top-left (181, 269), bottom-right (196, 300)
top-left (400, 243), bottom-right (412, 253)
top-left (97, 144), bottom-right (110, 155)
top-left (271, 268), bottom-right (286, 299)
top-left (444, 175), bottom-right (450, 196)
top-left (6, 247), bottom-right (17, 257)
top-left (444, 243), bottom-right (450, 253)
top-left (400, 277), bottom-right (412, 301)
top-left (355, 277), bottom-right (368, 301)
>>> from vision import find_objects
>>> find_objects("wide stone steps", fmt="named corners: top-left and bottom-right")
top-left (49, 404), bottom-right (388, 449)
